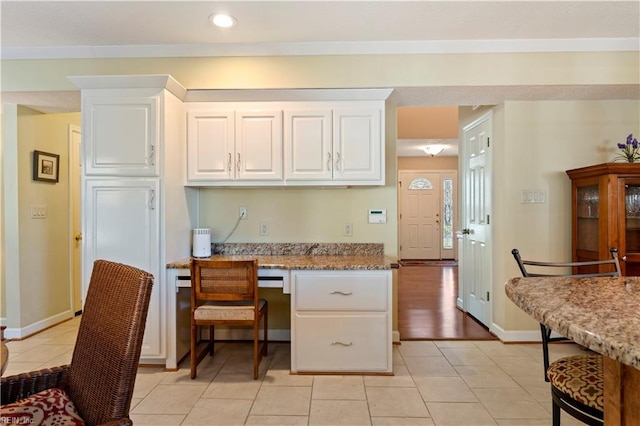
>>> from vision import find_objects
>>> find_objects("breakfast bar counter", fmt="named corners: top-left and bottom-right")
top-left (505, 276), bottom-right (640, 425)
top-left (167, 254), bottom-right (398, 270)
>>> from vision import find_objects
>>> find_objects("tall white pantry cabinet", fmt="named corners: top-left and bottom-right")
top-left (69, 75), bottom-right (197, 364)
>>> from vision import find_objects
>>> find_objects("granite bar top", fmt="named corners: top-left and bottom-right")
top-left (505, 276), bottom-right (640, 370)
top-left (168, 242), bottom-right (396, 270)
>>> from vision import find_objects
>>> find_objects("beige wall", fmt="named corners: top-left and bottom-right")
top-left (398, 156), bottom-right (458, 171)
top-left (490, 99), bottom-right (640, 333)
top-left (1, 107), bottom-right (81, 329)
top-left (2, 50), bottom-right (639, 337)
top-left (397, 106), bottom-right (458, 139)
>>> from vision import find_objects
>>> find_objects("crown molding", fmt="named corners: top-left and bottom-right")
top-left (3, 38), bottom-right (638, 60)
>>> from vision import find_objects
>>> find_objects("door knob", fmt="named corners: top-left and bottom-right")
top-left (75, 233), bottom-right (83, 241)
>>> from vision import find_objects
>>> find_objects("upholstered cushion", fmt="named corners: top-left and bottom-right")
top-left (547, 354), bottom-right (604, 411)
top-left (195, 299), bottom-right (266, 321)
top-left (0, 387), bottom-right (85, 425)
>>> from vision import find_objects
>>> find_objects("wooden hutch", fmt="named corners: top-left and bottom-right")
top-left (566, 163), bottom-right (640, 276)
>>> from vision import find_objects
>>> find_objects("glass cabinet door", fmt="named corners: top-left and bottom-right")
top-left (623, 180), bottom-right (640, 275)
top-left (576, 184), bottom-right (599, 252)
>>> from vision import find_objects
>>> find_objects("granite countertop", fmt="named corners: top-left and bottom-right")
top-left (505, 276), bottom-right (640, 370)
top-left (167, 242), bottom-right (398, 270)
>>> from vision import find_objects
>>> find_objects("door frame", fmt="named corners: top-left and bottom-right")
top-left (68, 124), bottom-right (83, 314)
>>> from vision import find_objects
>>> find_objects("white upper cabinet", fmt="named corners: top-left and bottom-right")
top-left (284, 109), bottom-right (333, 181)
top-left (184, 89), bottom-right (391, 187)
top-left (187, 109), bottom-right (235, 181)
top-left (333, 106), bottom-right (383, 182)
top-left (186, 105), bottom-right (283, 183)
top-left (236, 110), bottom-right (283, 180)
top-left (284, 103), bottom-right (384, 185)
top-left (83, 93), bottom-right (159, 176)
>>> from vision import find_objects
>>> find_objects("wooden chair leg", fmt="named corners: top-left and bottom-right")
top-left (190, 320), bottom-right (197, 379)
top-left (209, 325), bottom-right (215, 356)
top-left (264, 302), bottom-right (268, 356)
top-left (253, 319), bottom-right (259, 380)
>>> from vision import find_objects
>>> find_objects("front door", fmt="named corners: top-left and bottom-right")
top-left (399, 171), bottom-right (441, 259)
top-left (461, 112), bottom-right (492, 327)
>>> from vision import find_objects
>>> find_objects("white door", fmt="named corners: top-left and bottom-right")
top-left (84, 178), bottom-right (162, 357)
top-left (284, 109), bottom-right (333, 180)
top-left (186, 109), bottom-right (235, 181)
top-left (69, 125), bottom-right (83, 314)
top-left (461, 112), bottom-right (492, 328)
top-left (398, 171), bottom-right (442, 259)
top-left (236, 109), bottom-right (283, 180)
top-left (333, 106), bottom-right (382, 182)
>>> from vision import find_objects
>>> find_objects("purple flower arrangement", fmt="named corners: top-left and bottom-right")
top-left (614, 133), bottom-right (639, 163)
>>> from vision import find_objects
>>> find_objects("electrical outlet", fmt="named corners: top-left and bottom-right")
top-left (260, 221), bottom-right (269, 236)
top-left (344, 223), bottom-right (353, 237)
top-left (239, 206), bottom-right (247, 219)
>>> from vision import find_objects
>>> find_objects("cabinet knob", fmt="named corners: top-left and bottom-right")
top-left (622, 256), bottom-right (627, 261)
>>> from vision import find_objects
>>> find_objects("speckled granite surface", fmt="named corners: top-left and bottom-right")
top-left (212, 243), bottom-right (384, 256)
top-left (167, 242), bottom-right (396, 270)
top-left (505, 276), bottom-right (640, 370)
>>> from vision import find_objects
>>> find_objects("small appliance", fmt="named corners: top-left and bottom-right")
top-left (192, 228), bottom-right (212, 258)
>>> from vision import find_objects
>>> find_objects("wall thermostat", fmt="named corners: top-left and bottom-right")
top-left (368, 209), bottom-right (387, 224)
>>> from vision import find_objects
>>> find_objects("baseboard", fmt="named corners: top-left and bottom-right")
top-left (2, 310), bottom-right (75, 340)
top-left (392, 330), bottom-right (400, 343)
top-left (490, 323), bottom-right (542, 342)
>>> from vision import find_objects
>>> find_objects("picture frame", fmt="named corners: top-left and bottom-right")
top-left (33, 150), bottom-right (60, 183)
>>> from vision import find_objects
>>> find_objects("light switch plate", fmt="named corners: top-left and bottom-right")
top-left (30, 204), bottom-right (47, 219)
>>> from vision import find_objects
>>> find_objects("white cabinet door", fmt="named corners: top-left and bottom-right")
top-left (333, 106), bottom-right (383, 183)
top-left (83, 95), bottom-right (159, 176)
top-left (236, 109), bottom-right (283, 180)
top-left (186, 109), bottom-right (235, 181)
top-left (284, 109), bottom-right (333, 181)
top-left (84, 179), bottom-right (163, 358)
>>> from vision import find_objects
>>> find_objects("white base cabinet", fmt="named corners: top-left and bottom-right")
top-left (290, 270), bottom-right (392, 374)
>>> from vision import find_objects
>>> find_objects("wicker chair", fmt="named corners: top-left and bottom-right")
top-left (1, 260), bottom-right (154, 426)
top-left (190, 259), bottom-right (268, 380)
top-left (511, 248), bottom-right (620, 426)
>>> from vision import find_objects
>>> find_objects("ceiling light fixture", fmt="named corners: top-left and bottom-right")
top-left (422, 144), bottom-right (446, 157)
top-left (210, 13), bottom-right (236, 28)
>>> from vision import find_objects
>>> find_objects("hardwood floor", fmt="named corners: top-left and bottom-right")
top-left (398, 264), bottom-right (497, 340)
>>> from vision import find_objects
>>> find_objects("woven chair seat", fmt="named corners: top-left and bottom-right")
top-left (194, 299), bottom-right (267, 321)
top-left (546, 355), bottom-right (604, 411)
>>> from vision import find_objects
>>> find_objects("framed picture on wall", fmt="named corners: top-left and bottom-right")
top-left (33, 150), bottom-right (60, 183)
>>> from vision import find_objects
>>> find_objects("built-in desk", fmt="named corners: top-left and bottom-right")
top-left (166, 251), bottom-right (397, 372)
top-left (505, 276), bottom-right (640, 425)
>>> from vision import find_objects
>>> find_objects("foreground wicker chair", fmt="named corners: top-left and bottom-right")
top-left (1, 260), bottom-right (154, 426)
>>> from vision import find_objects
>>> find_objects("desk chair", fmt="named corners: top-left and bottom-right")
top-left (511, 248), bottom-right (620, 426)
top-left (190, 259), bottom-right (268, 380)
top-left (1, 260), bottom-right (154, 426)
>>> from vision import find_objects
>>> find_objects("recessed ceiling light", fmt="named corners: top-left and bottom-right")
top-left (210, 13), bottom-right (236, 28)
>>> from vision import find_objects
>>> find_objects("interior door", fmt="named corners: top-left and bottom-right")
top-left (399, 171), bottom-right (441, 259)
top-left (461, 112), bottom-right (492, 327)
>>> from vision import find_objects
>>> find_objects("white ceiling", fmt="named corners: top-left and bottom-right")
top-left (2, 1), bottom-right (639, 156)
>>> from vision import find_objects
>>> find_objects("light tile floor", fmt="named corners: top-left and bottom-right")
top-left (3, 317), bottom-right (591, 425)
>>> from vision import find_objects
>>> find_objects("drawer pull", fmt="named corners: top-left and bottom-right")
top-left (330, 291), bottom-right (353, 296)
top-left (331, 341), bottom-right (353, 346)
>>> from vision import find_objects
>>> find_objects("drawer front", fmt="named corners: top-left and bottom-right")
top-left (293, 271), bottom-right (389, 311)
top-left (293, 313), bottom-right (390, 372)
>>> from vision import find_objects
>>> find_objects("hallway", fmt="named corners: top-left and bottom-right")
top-left (398, 264), bottom-right (496, 340)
